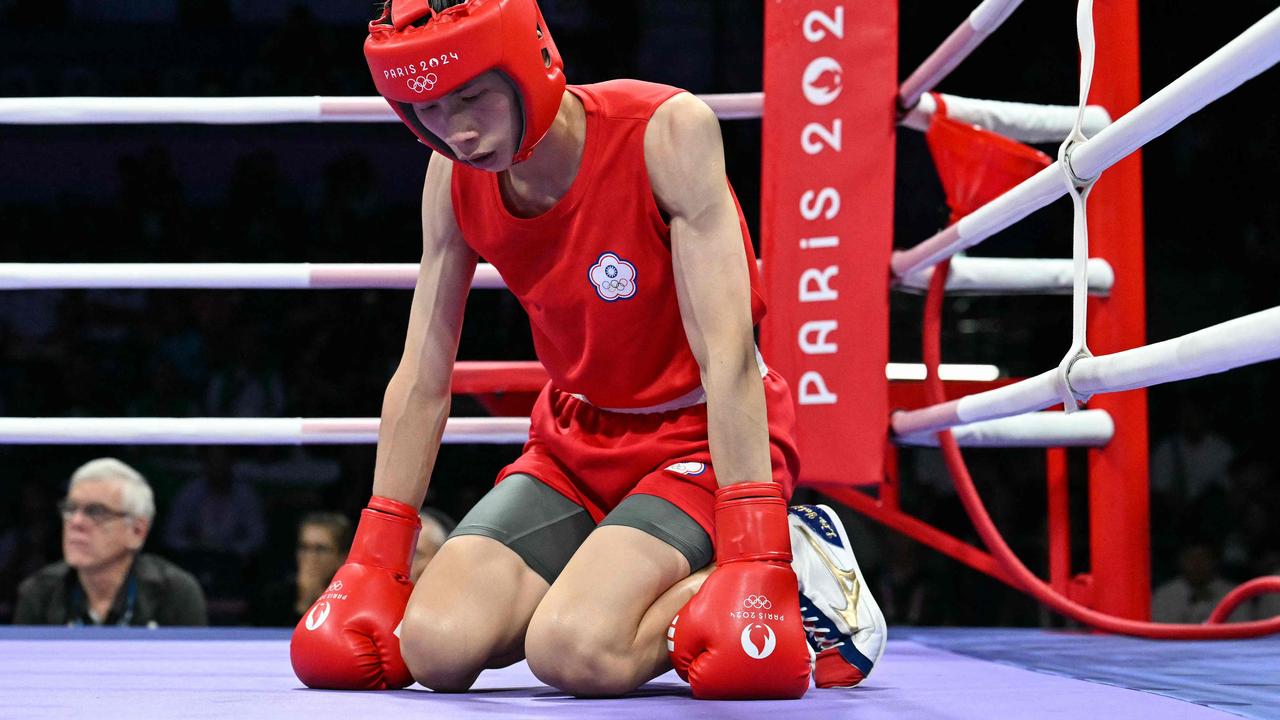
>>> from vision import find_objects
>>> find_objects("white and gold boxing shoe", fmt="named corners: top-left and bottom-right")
top-left (789, 504), bottom-right (887, 688)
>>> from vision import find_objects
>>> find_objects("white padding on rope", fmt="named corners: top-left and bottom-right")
top-left (892, 6), bottom-right (1280, 279)
top-left (895, 256), bottom-right (1114, 296)
top-left (896, 409), bottom-right (1113, 448)
top-left (1070, 306), bottom-right (1280, 395)
top-left (0, 263), bottom-right (508, 290)
top-left (892, 305), bottom-right (1280, 436)
top-left (0, 263), bottom-right (314, 289)
top-left (900, 93), bottom-right (1112, 144)
top-left (0, 93), bottom-right (763, 124)
top-left (0, 417), bottom-right (531, 445)
top-left (0, 97), bottom-right (340, 125)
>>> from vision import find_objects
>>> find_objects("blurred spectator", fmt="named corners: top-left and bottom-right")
top-left (1151, 542), bottom-right (1234, 623)
top-left (253, 512), bottom-right (352, 627)
top-left (204, 327), bottom-right (285, 417)
top-left (14, 458), bottom-right (207, 626)
top-left (0, 478), bottom-right (61, 620)
top-left (1151, 396), bottom-right (1235, 512)
top-left (411, 507), bottom-right (457, 583)
top-left (164, 448), bottom-right (267, 560)
top-left (163, 448), bottom-right (266, 622)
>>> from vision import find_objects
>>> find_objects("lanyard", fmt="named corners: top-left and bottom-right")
top-left (68, 573), bottom-right (138, 627)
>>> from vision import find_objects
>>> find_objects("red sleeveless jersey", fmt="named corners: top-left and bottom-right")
top-left (451, 79), bottom-right (766, 409)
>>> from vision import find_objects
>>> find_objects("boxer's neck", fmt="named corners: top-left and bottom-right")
top-left (498, 90), bottom-right (585, 218)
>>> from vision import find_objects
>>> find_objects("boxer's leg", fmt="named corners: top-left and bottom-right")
top-left (525, 494), bottom-right (714, 697)
top-left (400, 474), bottom-right (595, 691)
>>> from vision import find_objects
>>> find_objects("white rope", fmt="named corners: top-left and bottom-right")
top-left (0, 417), bottom-right (530, 445)
top-left (891, 6), bottom-right (1280, 279)
top-left (898, 0), bottom-right (1026, 110)
top-left (896, 409), bottom-right (1113, 448)
top-left (2, 259), bottom-right (1113, 297)
top-left (0, 93), bottom-right (766, 124)
top-left (0, 92), bottom-right (1115, 142)
top-left (0, 263), bottom-right (504, 290)
top-left (895, 256), bottom-right (1113, 296)
top-left (891, 305), bottom-right (1280, 437)
top-left (899, 93), bottom-right (1111, 144)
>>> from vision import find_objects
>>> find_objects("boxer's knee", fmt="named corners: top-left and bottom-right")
top-left (399, 605), bottom-right (484, 692)
top-left (525, 608), bottom-right (640, 697)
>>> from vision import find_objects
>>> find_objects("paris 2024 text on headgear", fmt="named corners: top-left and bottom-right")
top-left (364, 0), bottom-right (566, 163)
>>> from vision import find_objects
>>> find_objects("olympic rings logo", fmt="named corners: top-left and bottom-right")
top-left (406, 73), bottom-right (438, 94)
top-left (601, 279), bottom-right (630, 292)
top-left (743, 594), bottom-right (772, 610)
top-left (327, 580), bottom-right (343, 592)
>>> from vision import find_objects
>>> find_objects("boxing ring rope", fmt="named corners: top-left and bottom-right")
top-left (0, 256), bottom-right (1112, 296)
top-left (898, 0), bottom-right (1025, 111)
top-left (894, 256), bottom-right (1113, 296)
top-left (898, 93), bottom-right (1111, 144)
top-left (894, 409), bottom-right (1112, 448)
top-left (892, 5), bottom-right (1280, 279)
top-left (0, 92), bottom-right (1107, 144)
top-left (0, 417), bottom-right (529, 445)
top-left (0, 412), bottom-right (1110, 448)
top-left (892, 304), bottom-right (1280, 437)
top-left (0, 93), bottom-right (765, 124)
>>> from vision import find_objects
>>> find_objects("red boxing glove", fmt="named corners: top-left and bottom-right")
top-left (669, 482), bottom-right (812, 700)
top-left (290, 496), bottom-right (421, 690)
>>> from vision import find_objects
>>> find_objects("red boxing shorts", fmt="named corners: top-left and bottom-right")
top-left (497, 368), bottom-right (801, 542)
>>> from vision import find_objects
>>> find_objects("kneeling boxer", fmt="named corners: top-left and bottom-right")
top-left (289, 0), bottom-right (886, 699)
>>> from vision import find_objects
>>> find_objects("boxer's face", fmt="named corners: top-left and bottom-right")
top-left (61, 479), bottom-right (147, 571)
top-left (413, 71), bottom-right (522, 171)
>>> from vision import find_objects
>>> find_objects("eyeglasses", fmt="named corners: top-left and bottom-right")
top-left (57, 499), bottom-right (130, 524)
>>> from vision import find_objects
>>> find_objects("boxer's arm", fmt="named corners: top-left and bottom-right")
top-left (646, 93), bottom-right (771, 486)
top-left (371, 152), bottom-right (478, 507)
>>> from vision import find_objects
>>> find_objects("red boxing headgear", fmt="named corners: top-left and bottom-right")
top-left (364, 0), bottom-right (566, 163)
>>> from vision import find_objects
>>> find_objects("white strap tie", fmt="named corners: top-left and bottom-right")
top-left (1054, 0), bottom-right (1100, 413)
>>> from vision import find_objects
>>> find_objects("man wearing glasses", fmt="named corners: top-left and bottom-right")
top-left (14, 458), bottom-right (207, 627)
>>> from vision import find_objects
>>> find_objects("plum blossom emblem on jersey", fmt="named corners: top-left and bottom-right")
top-left (665, 461), bottom-right (708, 476)
top-left (588, 252), bottom-right (637, 302)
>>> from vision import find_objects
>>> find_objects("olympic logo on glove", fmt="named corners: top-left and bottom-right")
top-left (305, 601), bottom-right (331, 631)
top-left (588, 252), bottom-right (638, 301)
top-left (743, 594), bottom-right (772, 610)
top-left (406, 73), bottom-right (439, 94)
top-left (327, 580), bottom-right (343, 592)
top-left (740, 623), bottom-right (778, 660)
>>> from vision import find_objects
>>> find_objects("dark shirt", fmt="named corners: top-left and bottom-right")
top-left (13, 553), bottom-right (208, 627)
top-left (252, 573), bottom-right (302, 628)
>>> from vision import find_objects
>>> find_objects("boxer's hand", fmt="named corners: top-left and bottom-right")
top-left (669, 482), bottom-right (811, 700)
top-left (290, 496), bottom-right (420, 690)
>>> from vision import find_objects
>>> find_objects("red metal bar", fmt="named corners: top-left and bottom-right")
top-left (1046, 447), bottom-right (1070, 594)
top-left (881, 438), bottom-right (900, 512)
top-left (1084, 0), bottom-right (1150, 621)
top-left (811, 482), bottom-right (1020, 589)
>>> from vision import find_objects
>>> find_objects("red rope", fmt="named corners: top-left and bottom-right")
top-left (920, 259), bottom-right (1280, 638)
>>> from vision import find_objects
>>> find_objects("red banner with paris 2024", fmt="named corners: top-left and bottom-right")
top-left (760, 1), bottom-right (896, 487)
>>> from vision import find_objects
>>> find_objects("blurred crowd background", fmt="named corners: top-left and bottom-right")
top-left (1, 0), bottom-right (1277, 627)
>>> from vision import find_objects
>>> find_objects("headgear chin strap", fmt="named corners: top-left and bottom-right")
top-left (364, 0), bottom-right (566, 163)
